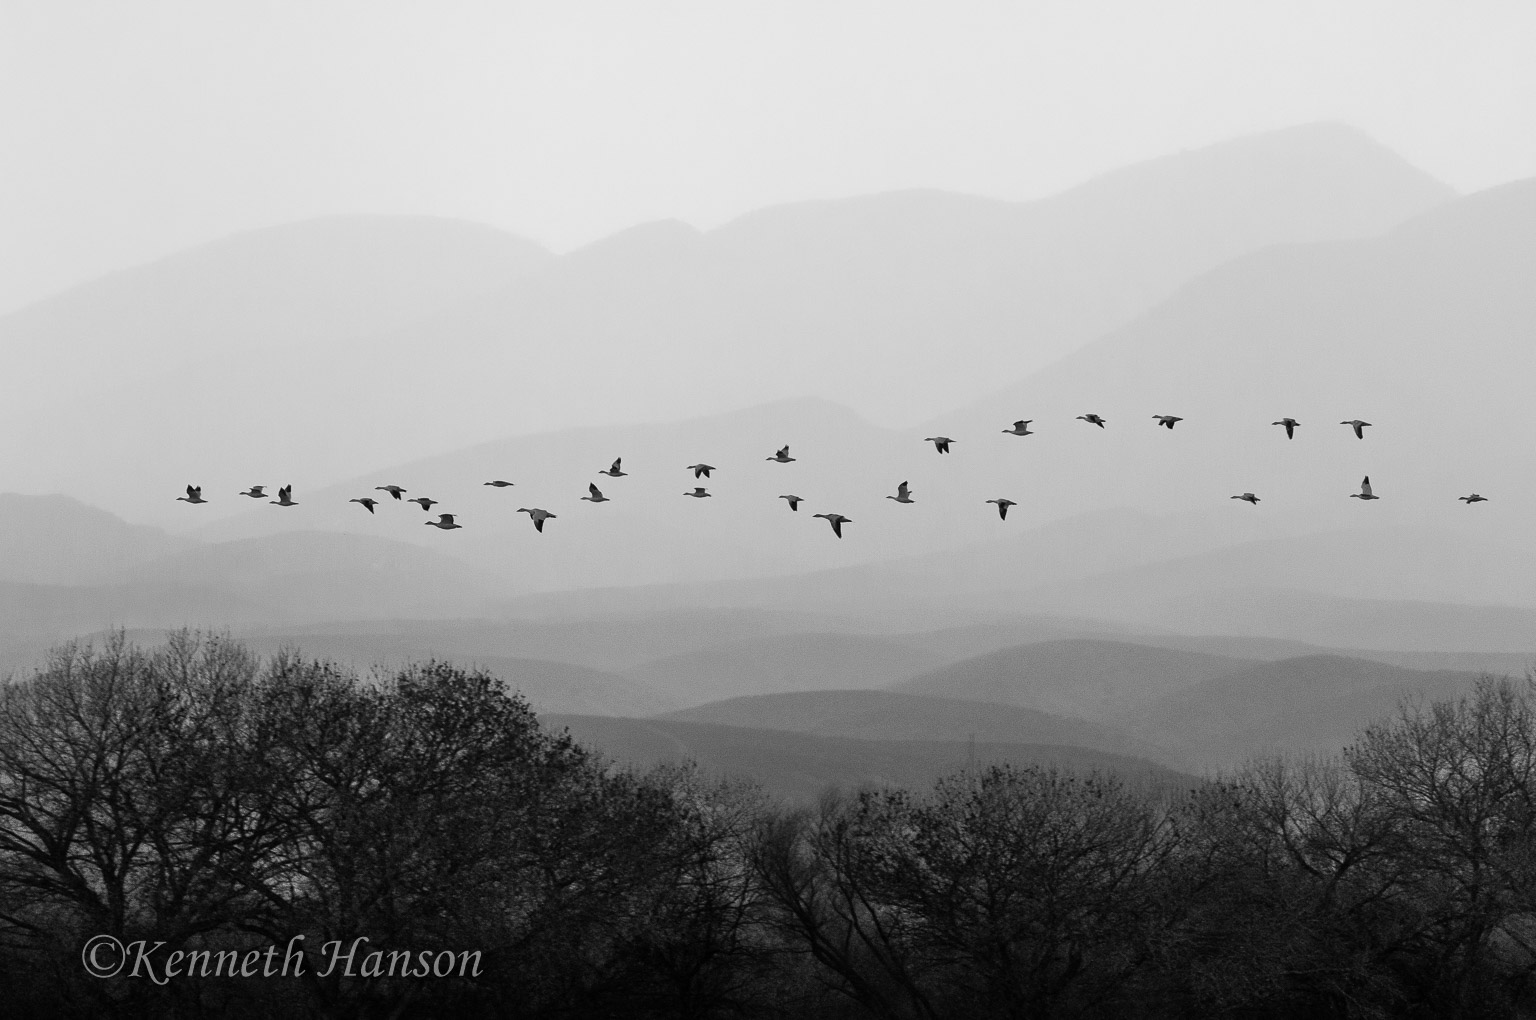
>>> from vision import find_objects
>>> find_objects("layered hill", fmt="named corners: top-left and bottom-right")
top-left (920, 176), bottom-right (1536, 545)
top-left (0, 215), bottom-right (555, 513)
top-left (980, 524), bottom-right (1536, 652)
top-left (546, 714), bottom-right (1195, 804)
top-left (891, 639), bottom-right (1260, 719)
top-left (169, 171), bottom-right (1536, 597)
top-left (660, 689), bottom-right (1180, 766)
top-left (0, 493), bottom-right (192, 584)
top-left (121, 530), bottom-right (512, 622)
top-left (1130, 655), bottom-right (1487, 768)
top-left (0, 124), bottom-right (1450, 529)
top-left (0, 494), bottom-right (517, 652)
top-left (621, 632), bottom-right (953, 706)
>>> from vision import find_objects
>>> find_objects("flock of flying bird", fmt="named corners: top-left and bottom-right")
top-left (172, 414), bottom-right (1491, 539)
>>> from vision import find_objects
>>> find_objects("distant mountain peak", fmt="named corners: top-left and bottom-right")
top-left (1069, 120), bottom-right (1453, 198)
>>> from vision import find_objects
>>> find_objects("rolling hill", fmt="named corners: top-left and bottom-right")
top-left (1008, 526), bottom-right (1536, 623)
top-left (0, 214), bottom-right (555, 516)
top-left (121, 529), bottom-right (513, 622)
top-left (1130, 654), bottom-right (1487, 768)
top-left (660, 689), bottom-right (1182, 766)
top-left (0, 493), bottom-right (191, 585)
top-left (621, 632), bottom-right (954, 706)
top-left (545, 714), bottom-right (1197, 804)
top-left (922, 175), bottom-right (1536, 546)
top-left (0, 123), bottom-right (1451, 530)
top-left (891, 639), bottom-right (1260, 719)
top-left (0, 579), bottom-right (278, 650)
top-left (224, 634), bottom-right (678, 717)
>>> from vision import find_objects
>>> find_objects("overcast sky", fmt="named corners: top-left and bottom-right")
top-left (2, 0), bottom-right (1532, 314)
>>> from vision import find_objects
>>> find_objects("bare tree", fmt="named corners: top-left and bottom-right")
top-left (1346, 674), bottom-right (1536, 1012)
top-left (0, 630), bottom-right (293, 1013)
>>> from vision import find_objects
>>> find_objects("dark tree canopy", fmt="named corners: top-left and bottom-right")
top-left (1, 631), bottom-right (1533, 1019)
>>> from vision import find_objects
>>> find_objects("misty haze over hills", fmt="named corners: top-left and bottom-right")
top-left (0, 123), bottom-right (1450, 527)
top-left (3, 123), bottom-right (1535, 797)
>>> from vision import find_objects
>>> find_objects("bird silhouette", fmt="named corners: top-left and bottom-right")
top-left (779, 495), bottom-right (803, 511)
top-left (582, 483), bottom-right (609, 503)
top-left (1152, 415), bottom-right (1183, 430)
top-left (1002, 420), bottom-right (1034, 436)
top-left (986, 498), bottom-right (1016, 520)
top-left (425, 513), bottom-right (462, 530)
top-left (270, 485), bottom-right (297, 507)
top-left (518, 508), bottom-right (556, 532)
top-left (1231, 492), bottom-right (1260, 505)
top-left (924, 436), bottom-right (955, 453)
top-left (767, 445), bottom-right (795, 463)
top-left (1273, 418), bottom-right (1300, 439)
top-left (376, 485), bottom-right (407, 500)
top-left (1341, 419), bottom-right (1372, 439)
top-left (176, 485), bottom-right (207, 504)
top-left (812, 512), bottom-right (851, 538)
top-left (688, 463), bottom-right (715, 479)
top-left (886, 481), bottom-right (915, 504)
top-left (238, 485), bottom-right (266, 498)
top-left (350, 497), bottom-right (378, 514)
top-left (1077, 414), bottom-right (1106, 428)
top-left (1458, 493), bottom-right (1488, 503)
top-left (408, 497), bottom-right (438, 511)
top-left (685, 487), bottom-right (713, 498)
top-left (1351, 476), bottom-right (1379, 500)
top-left (483, 480), bottom-right (515, 488)
top-left (600, 458), bottom-right (627, 477)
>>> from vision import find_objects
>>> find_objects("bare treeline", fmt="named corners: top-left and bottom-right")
top-left (0, 631), bottom-right (1533, 1018)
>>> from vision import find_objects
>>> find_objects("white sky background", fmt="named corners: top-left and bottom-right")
top-left (1, 0), bottom-right (1533, 315)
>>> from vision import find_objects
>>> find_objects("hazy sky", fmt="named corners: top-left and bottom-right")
top-left (2, 0), bottom-right (1532, 314)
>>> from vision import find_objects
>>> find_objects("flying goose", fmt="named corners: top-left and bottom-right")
top-left (1350, 476), bottom-right (1379, 500)
top-left (582, 483), bottom-right (609, 503)
top-left (887, 481), bottom-right (915, 504)
top-left (375, 485), bottom-right (407, 500)
top-left (176, 485), bottom-right (207, 504)
top-left (812, 512), bottom-right (851, 538)
top-left (1341, 419), bottom-right (1372, 439)
top-left (1001, 420), bottom-right (1034, 436)
top-left (1272, 418), bottom-right (1300, 439)
top-left (1077, 414), bottom-right (1106, 428)
top-left (924, 436), bottom-right (955, 453)
top-left (1152, 415), bottom-right (1183, 430)
top-left (484, 480), bottom-right (515, 488)
top-left (685, 487), bottom-right (713, 498)
top-left (767, 445), bottom-right (795, 463)
top-left (270, 485), bottom-right (297, 507)
top-left (238, 485), bottom-right (266, 498)
top-left (1231, 492), bottom-right (1260, 505)
top-left (425, 513), bottom-right (462, 530)
top-left (518, 507), bottom-right (556, 532)
top-left (350, 497), bottom-right (378, 514)
top-left (407, 497), bottom-right (438, 511)
top-left (600, 458), bottom-right (627, 478)
top-left (986, 498), bottom-right (1016, 520)
top-left (1458, 493), bottom-right (1488, 503)
top-left (688, 463), bottom-right (715, 479)
top-left (779, 495), bottom-right (803, 511)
